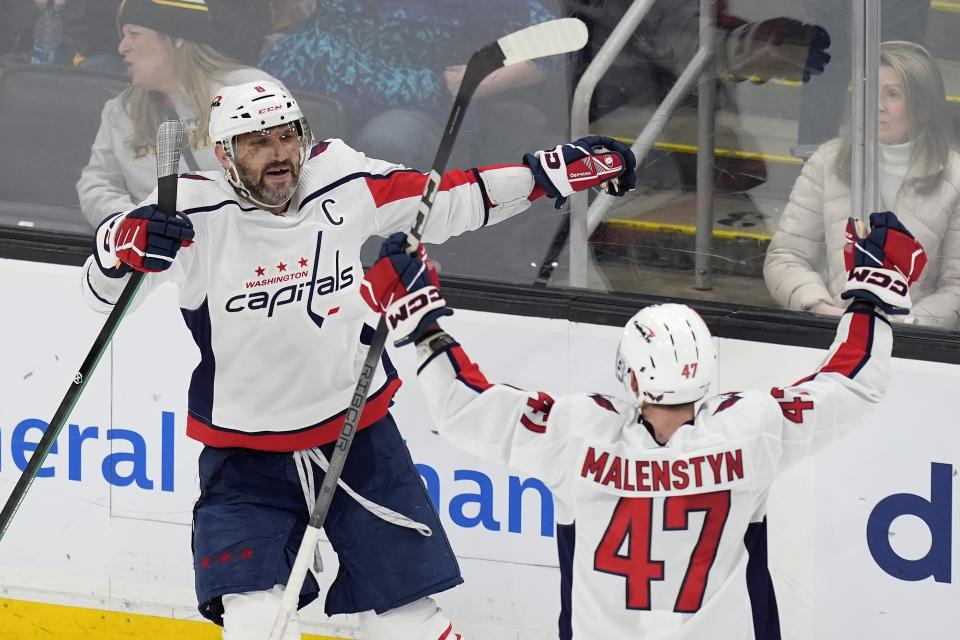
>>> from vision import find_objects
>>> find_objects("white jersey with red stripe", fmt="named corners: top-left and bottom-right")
top-left (416, 307), bottom-right (891, 639)
top-left (81, 138), bottom-right (537, 451)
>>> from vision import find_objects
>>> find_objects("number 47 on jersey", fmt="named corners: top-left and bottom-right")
top-left (594, 491), bottom-right (731, 612)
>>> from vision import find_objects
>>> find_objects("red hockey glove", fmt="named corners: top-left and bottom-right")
top-left (361, 233), bottom-right (452, 347)
top-left (840, 211), bottom-right (927, 315)
top-left (102, 204), bottom-right (194, 274)
top-left (524, 135), bottom-right (637, 209)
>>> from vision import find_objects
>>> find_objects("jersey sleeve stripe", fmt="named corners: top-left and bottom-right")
top-left (445, 344), bottom-right (493, 393)
top-left (364, 171), bottom-right (427, 207)
top-left (84, 267), bottom-right (114, 306)
top-left (471, 168), bottom-right (492, 226)
top-left (818, 309), bottom-right (875, 378)
top-left (794, 310), bottom-right (878, 386)
top-left (364, 168), bottom-right (479, 208)
top-left (300, 170), bottom-right (399, 209)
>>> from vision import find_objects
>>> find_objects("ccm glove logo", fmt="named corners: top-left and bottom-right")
top-left (848, 267), bottom-right (908, 295)
top-left (387, 287), bottom-right (443, 329)
top-left (382, 285), bottom-right (452, 347)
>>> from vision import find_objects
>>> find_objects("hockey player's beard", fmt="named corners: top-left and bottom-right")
top-left (237, 160), bottom-right (300, 207)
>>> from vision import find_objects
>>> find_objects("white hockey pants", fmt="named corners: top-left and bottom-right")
top-left (222, 589), bottom-right (461, 640)
top-left (359, 597), bottom-right (463, 640)
top-left (221, 584), bottom-right (300, 639)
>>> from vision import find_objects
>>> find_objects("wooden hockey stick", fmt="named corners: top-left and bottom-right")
top-left (269, 18), bottom-right (589, 639)
top-left (0, 121), bottom-right (183, 541)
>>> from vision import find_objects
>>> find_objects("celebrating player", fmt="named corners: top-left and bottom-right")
top-left (79, 80), bottom-right (636, 639)
top-left (362, 211), bottom-right (925, 639)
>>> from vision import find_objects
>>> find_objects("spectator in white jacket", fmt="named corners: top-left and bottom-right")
top-left (77, 0), bottom-right (282, 228)
top-left (764, 41), bottom-right (960, 328)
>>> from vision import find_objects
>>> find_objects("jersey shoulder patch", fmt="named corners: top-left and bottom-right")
top-left (711, 391), bottom-right (744, 415)
top-left (308, 141), bottom-right (331, 159)
top-left (303, 138), bottom-right (349, 168)
top-left (697, 390), bottom-right (773, 438)
top-left (520, 391), bottom-right (556, 434)
top-left (589, 393), bottom-right (620, 413)
top-left (556, 393), bottom-right (636, 441)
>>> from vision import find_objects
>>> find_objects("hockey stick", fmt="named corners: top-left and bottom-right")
top-left (0, 121), bottom-right (183, 541)
top-left (534, 211), bottom-right (570, 286)
top-left (269, 18), bottom-right (588, 639)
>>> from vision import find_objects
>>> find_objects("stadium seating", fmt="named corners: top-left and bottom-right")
top-left (0, 64), bottom-right (129, 235)
top-left (294, 90), bottom-right (345, 142)
top-left (0, 65), bottom-right (344, 236)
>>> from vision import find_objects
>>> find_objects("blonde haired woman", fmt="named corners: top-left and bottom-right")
top-left (78, 0), bottom-right (284, 228)
top-left (765, 41), bottom-right (960, 328)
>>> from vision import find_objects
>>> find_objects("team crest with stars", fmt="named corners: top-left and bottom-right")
top-left (222, 239), bottom-right (355, 324)
top-left (221, 233), bottom-right (356, 324)
top-left (245, 257), bottom-right (311, 287)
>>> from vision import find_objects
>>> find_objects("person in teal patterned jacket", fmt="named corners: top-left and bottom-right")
top-left (258, 0), bottom-right (569, 169)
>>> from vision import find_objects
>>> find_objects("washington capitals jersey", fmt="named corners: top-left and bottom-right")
top-left (416, 308), bottom-right (891, 638)
top-left (82, 139), bottom-right (536, 451)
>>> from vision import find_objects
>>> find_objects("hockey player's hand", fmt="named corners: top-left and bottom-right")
top-left (726, 18), bottom-right (831, 84)
top-left (101, 204), bottom-right (195, 275)
top-left (524, 135), bottom-right (637, 209)
top-left (840, 211), bottom-right (927, 315)
top-left (361, 233), bottom-right (452, 347)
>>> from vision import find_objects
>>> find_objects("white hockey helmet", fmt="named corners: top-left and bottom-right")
top-left (615, 303), bottom-right (716, 406)
top-left (209, 81), bottom-right (313, 206)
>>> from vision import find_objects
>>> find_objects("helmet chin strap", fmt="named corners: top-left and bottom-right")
top-left (224, 157), bottom-right (300, 211)
top-left (624, 369), bottom-right (643, 407)
top-left (217, 131), bottom-right (312, 212)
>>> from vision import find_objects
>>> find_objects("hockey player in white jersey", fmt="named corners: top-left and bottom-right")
top-left (361, 211), bottom-right (927, 639)
top-left (79, 80), bottom-right (636, 639)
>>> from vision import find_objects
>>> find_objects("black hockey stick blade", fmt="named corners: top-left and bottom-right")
top-left (534, 210), bottom-right (570, 286)
top-left (269, 18), bottom-right (588, 639)
top-left (0, 120), bottom-right (183, 541)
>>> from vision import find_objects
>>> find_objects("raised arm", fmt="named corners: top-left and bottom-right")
top-left (358, 136), bottom-right (636, 243)
top-left (769, 212), bottom-right (927, 471)
top-left (769, 301), bottom-right (891, 471)
top-left (359, 233), bottom-right (581, 493)
top-left (414, 330), bottom-right (574, 489)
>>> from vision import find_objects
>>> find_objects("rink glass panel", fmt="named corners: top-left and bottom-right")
top-left (2, 1), bottom-right (960, 333)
